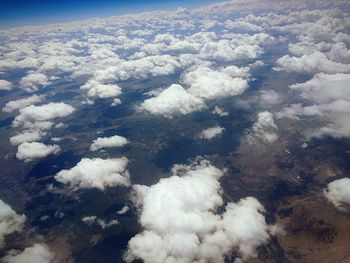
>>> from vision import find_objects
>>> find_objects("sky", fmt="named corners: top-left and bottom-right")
top-left (1, 0), bottom-right (350, 262)
top-left (0, 0), bottom-right (222, 28)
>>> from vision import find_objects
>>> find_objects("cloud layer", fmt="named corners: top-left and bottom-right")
top-left (1, 243), bottom-right (55, 263)
top-left (324, 178), bottom-right (350, 211)
top-left (125, 159), bottom-right (278, 263)
top-left (90, 135), bottom-right (128, 151)
top-left (54, 157), bottom-right (130, 190)
top-left (0, 199), bottom-right (26, 248)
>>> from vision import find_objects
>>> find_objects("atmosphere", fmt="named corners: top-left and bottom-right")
top-left (0, 0), bottom-right (222, 27)
top-left (0, 0), bottom-right (350, 263)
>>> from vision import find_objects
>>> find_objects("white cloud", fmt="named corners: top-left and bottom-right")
top-left (111, 98), bottom-right (121, 106)
top-left (13, 102), bottom-right (75, 131)
top-left (2, 95), bottom-right (44, 113)
top-left (82, 216), bottom-right (119, 229)
top-left (125, 159), bottom-right (278, 263)
top-left (1, 243), bottom-right (55, 263)
top-left (247, 111), bottom-right (278, 144)
top-left (279, 73), bottom-right (350, 138)
top-left (80, 80), bottom-right (122, 99)
top-left (0, 80), bottom-right (12, 91)
top-left (260, 90), bottom-right (281, 105)
top-left (140, 65), bottom-right (249, 118)
top-left (16, 142), bottom-right (60, 162)
top-left (19, 72), bottom-right (50, 92)
top-left (184, 66), bottom-right (249, 100)
top-left (140, 84), bottom-right (205, 118)
top-left (328, 42), bottom-right (350, 64)
top-left (289, 73), bottom-right (350, 104)
top-left (10, 130), bottom-right (46, 146)
top-left (224, 20), bottom-right (263, 31)
top-left (275, 51), bottom-right (350, 74)
top-left (199, 126), bottom-right (224, 140)
top-left (90, 55), bottom-right (180, 84)
top-left (324, 178), bottom-right (350, 211)
top-left (199, 40), bottom-right (262, 61)
top-left (212, 106), bottom-right (229, 117)
top-left (90, 135), bottom-right (128, 151)
top-left (0, 199), bottom-right (26, 248)
top-left (54, 157), bottom-right (130, 191)
top-left (117, 205), bottom-right (129, 215)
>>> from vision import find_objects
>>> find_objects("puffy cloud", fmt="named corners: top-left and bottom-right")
top-left (289, 73), bottom-right (350, 104)
top-left (80, 80), bottom-right (122, 99)
top-left (1, 243), bottom-right (55, 263)
top-left (212, 106), bottom-right (229, 117)
top-left (0, 80), bottom-right (12, 91)
top-left (279, 73), bottom-right (350, 138)
top-left (275, 51), bottom-right (350, 74)
top-left (140, 65), bottom-right (249, 118)
top-left (247, 111), bottom-right (278, 144)
top-left (140, 84), bottom-right (205, 118)
top-left (184, 66), bottom-right (249, 100)
top-left (89, 55), bottom-right (180, 84)
top-left (224, 20), bottom-right (263, 31)
top-left (16, 142), bottom-right (60, 162)
top-left (324, 178), bottom-right (350, 211)
top-left (125, 159), bottom-right (278, 263)
top-left (0, 199), bottom-right (26, 248)
top-left (13, 102), bottom-right (75, 130)
top-left (82, 216), bottom-right (119, 229)
top-left (117, 205), bottom-right (129, 215)
top-left (260, 90), bottom-right (281, 105)
top-left (199, 126), bottom-right (224, 140)
top-left (19, 72), bottom-right (50, 92)
top-left (327, 42), bottom-right (350, 64)
top-left (54, 157), bottom-right (130, 191)
top-left (199, 39), bottom-right (263, 61)
top-left (10, 102), bottom-right (74, 162)
top-left (10, 130), bottom-right (46, 146)
top-left (79, 55), bottom-right (181, 103)
top-left (2, 95), bottom-right (44, 113)
top-left (90, 135), bottom-right (128, 151)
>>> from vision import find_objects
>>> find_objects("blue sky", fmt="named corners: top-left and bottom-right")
top-left (0, 0), bottom-right (222, 27)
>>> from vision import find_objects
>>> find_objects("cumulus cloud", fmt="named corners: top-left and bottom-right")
top-left (140, 84), bottom-right (205, 118)
top-left (90, 135), bottom-right (128, 151)
top-left (247, 111), bottom-right (278, 144)
top-left (260, 90), bottom-right (281, 105)
top-left (199, 126), bottom-right (224, 140)
top-left (278, 73), bottom-right (350, 138)
top-left (224, 20), bottom-right (263, 31)
top-left (2, 95), bottom-right (44, 113)
top-left (13, 102), bottom-right (75, 130)
top-left (275, 51), bottom-right (350, 74)
top-left (212, 106), bottom-right (229, 117)
top-left (0, 199), bottom-right (26, 248)
top-left (82, 216), bottom-right (119, 229)
top-left (1, 243), bottom-right (55, 263)
top-left (19, 72), bottom-right (50, 92)
top-left (199, 39), bottom-right (262, 61)
top-left (10, 130), bottom-right (46, 146)
top-left (54, 157), bottom-right (130, 190)
top-left (327, 42), bottom-right (350, 64)
top-left (16, 142), bottom-right (60, 162)
top-left (324, 178), bottom-right (350, 211)
top-left (289, 73), bottom-right (350, 104)
top-left (0, 80), bottom-right (12, 91)
top-left (184, 66), bottom-right (249, 100)
top-left (88, 55), bottom-right (180, 84)
top-left (140, 65), bottom-right (249, 118)
top-left (125, 159), bottom-right (278, 263)
top-left (80, 80), bottom-right (122, 99)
